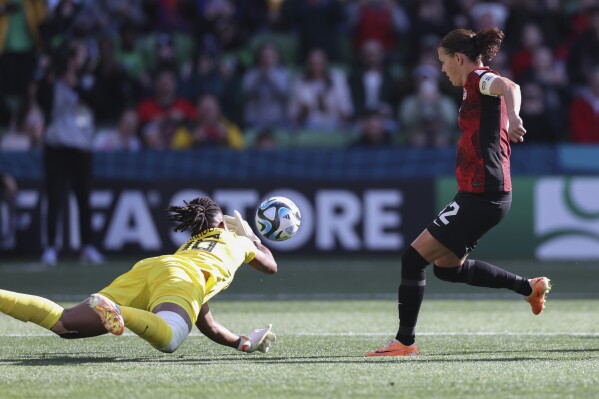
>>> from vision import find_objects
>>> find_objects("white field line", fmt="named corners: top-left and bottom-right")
top-left (2, 331), bottom-right (599, 337)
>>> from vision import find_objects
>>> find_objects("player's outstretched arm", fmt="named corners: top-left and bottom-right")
top-left (196, 304), bottom-right (276, 353)
top-left (196, 303), bottom-right (239, 348)
top-left (249, 242), bottom-right (277, 274)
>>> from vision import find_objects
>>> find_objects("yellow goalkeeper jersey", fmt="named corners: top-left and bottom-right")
top-left (170, 228), bottom-right (257, 303)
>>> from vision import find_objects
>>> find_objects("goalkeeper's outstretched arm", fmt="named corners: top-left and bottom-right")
top-left (195, 304), bottom-right (276, 353)
top-left (196, 303), bottom-right (240, 348)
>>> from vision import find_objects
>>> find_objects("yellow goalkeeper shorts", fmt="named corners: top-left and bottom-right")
top-left (99, 257), bottom-right (206, 325)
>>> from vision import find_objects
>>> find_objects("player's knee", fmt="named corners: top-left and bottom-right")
top-left (433, 264), bottom-right (462, 283)
top-left (156, 311), bottom-right (190, 354)
top-left (401, 246), bottom-right (429, 270)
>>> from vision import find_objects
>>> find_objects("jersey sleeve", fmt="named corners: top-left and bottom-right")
top-left (239, 236), bottom-right (258, 264)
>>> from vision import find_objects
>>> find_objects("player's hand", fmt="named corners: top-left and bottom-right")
top-left (223, 214), bottom-right (237, 231)
top-left (237, 324), bottom-right (277, 353)
top-left (508, 116), bottom-right (526, 143)
top-left (224, 210), bottom-right (261, 244)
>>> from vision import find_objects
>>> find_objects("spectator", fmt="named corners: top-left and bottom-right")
top-left (470, 1), bottom-right (509, 31)
top-left (346, 0), bottom-right (410, 60)
top-left (0, 82), bottom-right (45, 151)
top-left (241, 41), bottom-right (290, 130)
top-left (569, 66), bottom-right (599, 143)
top-left (178, 33), bottom-right (243, 122)
top-left (449, 0), bottom-right (476, 29)
top-left (254, 128), bottom-right (278, 149)
top-left (0, 173), bottom-right (18, 250)
top-left (350, 108), bottom-right (393, 148)
top-left (348, 39), bottom-right (398, 123)
top-left (38, 0), bottom-right (81, 47)
top-left (567, 5), bottom-right (599, 87)
top-left (403, 34), bottom-right (460, 103)
top-left (509, 22), bottom-right (545, 82)
top-left (172, 94), bottom-right (244, 149)
top-left (279, 0), bottom-right (344, 63)
top-left (398, 78), bottom-right (457, 148)
top-left (179, 41), bottom-right (227, 103)
top-left (0, 0), bottom-right (47, 126)
top-left (143, 0), bottom-right (196, 32)
top-left (503, 0), bottom-right (565, 52)
top-left (76, 0), bottom-right (146, 36)
top-left (407, 0), bottom-right (453, 59)
top-left (151, 32), bottom-right (180, 75)
top-left (115, 23), bottom-right (148, 87)
top-left (136, 69), bottom-right (196, 149)
top-left (521, 45), bottom-right (569, 136)
top-left (93, 109), bottom-right (141, 151)
top-left (40, 0), bottom-right (102, 68)
top-left (37, 40), bottom-right (104, 266)
top-left (91, 37), bottom-right (142, 125)
top-left (519, 82), bottom-right (560, 143)
top-left (287, 48), bottom-right (353, 131)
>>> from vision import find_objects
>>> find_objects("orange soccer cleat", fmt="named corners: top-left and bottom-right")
top-left (526, 277), bottom-right (551, 315)
top-left (366, 340), bottom-right (420, 357)
top-left (88, 293), bottom-right (125, 335)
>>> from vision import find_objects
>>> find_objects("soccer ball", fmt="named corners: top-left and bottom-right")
top-left (255, 196), bottom-right (301, 241)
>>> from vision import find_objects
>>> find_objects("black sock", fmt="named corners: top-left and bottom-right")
top-left (395, 246), bottom-right (429, 346)
top-left (433, 259), bottom-right (532, 296)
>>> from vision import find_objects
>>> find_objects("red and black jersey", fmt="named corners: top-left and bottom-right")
top-left (456, 67), bottom-right (511, 193)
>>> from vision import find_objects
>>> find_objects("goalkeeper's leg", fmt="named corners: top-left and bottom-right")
top-left (121, 303), bottom-right (191, 353)
top-left (0, 289), bottom-right (105, 338)
top-left (0, 289), bottom-right (64, 331)
top-left (0, 289), bottom-right (190, 349)
top-left (89, 294), bottom-right (192, 353)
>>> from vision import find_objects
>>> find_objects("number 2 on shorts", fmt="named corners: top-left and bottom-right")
top-left (436, 201), bottom-right (460, 225)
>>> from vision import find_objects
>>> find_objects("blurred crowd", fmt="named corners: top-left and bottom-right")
top-left (1, 0), bottom-right (599, 153)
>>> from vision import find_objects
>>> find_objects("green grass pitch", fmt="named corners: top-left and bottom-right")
top-left (1, 300), bottom-right (598, 399)
top-left (0, 258), bottom-right (598, 398)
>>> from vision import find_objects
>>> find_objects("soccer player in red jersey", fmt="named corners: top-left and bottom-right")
top-left (368, 28), bottom-right (551, 357)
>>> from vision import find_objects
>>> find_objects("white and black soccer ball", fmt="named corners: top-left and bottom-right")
top-left (255, 196), bottom-right (301, 241)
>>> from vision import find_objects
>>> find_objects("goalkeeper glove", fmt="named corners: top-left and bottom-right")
top-left (237, 324), bottom-right (277, 353)
top-left (224, 210), bottom-right (261, 244)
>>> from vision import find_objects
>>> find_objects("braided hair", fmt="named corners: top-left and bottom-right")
top-left (439, 27), bottom-right (505, 64)
top-left (167, 197), bottom-right (222, 235)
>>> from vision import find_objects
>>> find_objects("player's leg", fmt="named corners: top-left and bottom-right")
top-left (89, 293), bottom-right (193, 353)
top-left (0, 289), bottom-right (64, 331)
top-left (123, 301), bottom-right (192, 353)
top-left (430, 193), bottom-right (550, 314)
top-left (92, 261), bottom-right (204, 352)
top-left (0, 289), bottom-right (106, 338)
top-left (54, 301), bottom-right (108, 337)
top-left (433, 256), bottom-right (550, 314)
top-left (367, 229), bottom-right (450, 356)
top-left (394, 230), bottom-right (453, 346)
top-left (69, 149), bottom-right (104, 264)
top-left (42, 146), bottom-right (69, 265)
top-left (434, 255), bottom-right (532, 294)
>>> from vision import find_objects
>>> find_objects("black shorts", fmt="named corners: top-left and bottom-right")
top-left (427, 191), bottom-right (512, 258)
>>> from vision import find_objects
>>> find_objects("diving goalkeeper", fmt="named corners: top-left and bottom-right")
top-left (0, 197), bottom-right (277, 354)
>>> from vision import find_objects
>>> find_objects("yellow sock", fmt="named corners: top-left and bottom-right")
top-left (120, 306), bottom-right (173, 350)
top-left (0, 289), bottom-right (63, 330)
